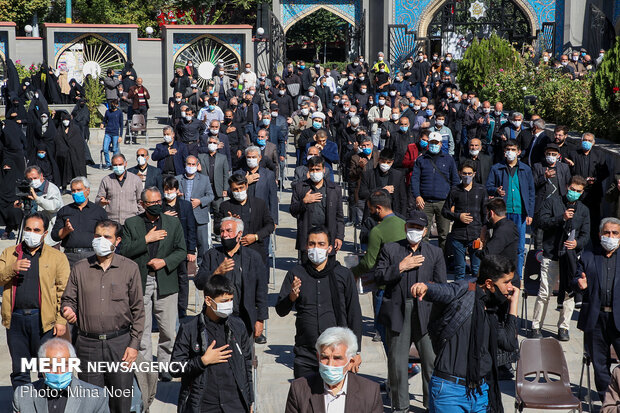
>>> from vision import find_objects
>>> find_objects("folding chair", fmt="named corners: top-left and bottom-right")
top-left (515, 338), bottom-right (582, 412)
top-left (252, 349), bottom-right (259, 412)
top-left (129, 114), bottom-right (148, 146)
top-left (579, 344), bottom-right (619, 412)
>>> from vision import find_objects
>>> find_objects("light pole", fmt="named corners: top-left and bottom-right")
top-left (66, 0), bottom-right (72, 24)
top-left (24, 25), bottom-right (33, 37)
top-left (145, 26), bottom-right (154, 38)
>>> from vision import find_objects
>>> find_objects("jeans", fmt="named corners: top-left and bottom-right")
top-left (451, 237), bottom-right (480, 280)
top-left (429, 376), bottom-right (489, 413)
top-left (102, 134), bottom-right (120, 166)
top-left (506, 212), bottom-right (526, 279)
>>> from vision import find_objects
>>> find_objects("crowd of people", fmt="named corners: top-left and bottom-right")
top-left (0, 45), bottom-right (619, 413)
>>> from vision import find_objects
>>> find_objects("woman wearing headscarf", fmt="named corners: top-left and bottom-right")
top-left (71, 96), bottom-right (94, 165)
top-left (0, 158), bottom-right (24, 240)
top-left (44, 65), bottom-right (62, 104)
top-left (27, 110), bottom-right (57, 161)
top-left (5, 94), bottom-right (28, 126)
top-left (55, 112), bottom-right (86, 190)
top-left (1, 118), bottom-right (27, 174)
top-left (29, 142), bottom-right (61, 186)
top-left (69, 78), bottom-right (84, 103)
top-left (19, 77), bottom-right (35, 100)
top-left (185, 59), bottom-right (195, 78)
top-left (121, 60), bottom-right (137, 91)
top-left (57, 68), bottom-right (71, 103)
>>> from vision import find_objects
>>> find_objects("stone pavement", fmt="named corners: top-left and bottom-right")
top-left (0, 134), bottom-right (605, 412)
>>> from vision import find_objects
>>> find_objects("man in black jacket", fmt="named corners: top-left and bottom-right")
top-left (358, 148), bottom-right (407, 216)
top-left (518, 116), bottom-right (551, 166)
top-left (194, 217), bottom-right (268, 341)
top-left (386, 116), bottom-right (415, 170)
top-left (476, 198), bottom-right (519, 270)
top-left (531, 175), bottom-right (590, 341)
top-left (410, 255), bottom-right (519, 413)
top-left (460, 138), bottom-right (492, 185)
top-left (220, 174), bottom-right (275, 265)
top-left (290, 156), bottom-right (344, 257)
top-left (128, 148), bottom-right (163, 192)
top-left (374, 210), bottom-right (447, 411)
top-left (276, 227), bottom-right (362, 378)
top-left (171, 275), bottom-right (253, 413)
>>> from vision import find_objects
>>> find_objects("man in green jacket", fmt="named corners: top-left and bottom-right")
top-left (351, 190), bottom-right (406, 345)
top-left (120, 186), bottom-right (186, 382)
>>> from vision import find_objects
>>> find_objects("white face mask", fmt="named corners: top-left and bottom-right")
top-left (232, 190), bottom-right (247, 202)
top-left (164, 192), bottom-right (177, 201)
top-left (62, 120), bottom-right (70, 127)
top-left (180, 111), bottom-right (186, 118)
top-left (483, 108), bottom-right (491, 114)
top-left (391, 113), bottom-right (400, 121)
top-left (379, 163), bottom-right (391, 173)
top-left (23, 231), bottom-right (43, 248)
top-left (185, 115), bottom-right (193, 121)
top-left (435, 120), bottom-right (444, 127)
top-left (92, 236), bottom-right (115, 257)
top-left (207, 143), bottom-right (219, 153)
top-left (469, 149), bottom-right (480, 157)
top-left (246, 158), bottom-right (259, 169)
top-left (413, 105), bottom-right (421, 111)
top-left (212, 300), bottom-right (234, 318)
top-left (505, 151), bottom-right (517, 162)
top-left (601, 236), bottom-right (620, 252)
top-left (512, 120), bottom-right (522, 128)
top-left (245, 67), bottom-right (251, 73)
top-left (378, 99), bottom-right (386, 106)
top-left (421, 102), bottom-right (428, 108)
top-left (308, 91), bottom-right (315, 97)
top-left (271, 111), bottom-right (278, 118)
top-left (164, 135), bottom-right (173, 143)
top-left (186, 165), bottom-right (197, 175)
top-left (30, 179), bottom-right (42, 188)
top-left (545, 155), bottom-right (557, 165)
top-left (310, 171), bottom-right (324, 183)
top-left (137, 156), bottom-right (147, 166)
top-left (389, 91), bottom-right (397, 96)
top-left (307, 247), bottom-right (328, 265)
top-left (175, 97), bottom-right (182, 103)
top-left (406, 229), bottom-right (424, 244)
top-left (301, 108), bottom-right (309, 116)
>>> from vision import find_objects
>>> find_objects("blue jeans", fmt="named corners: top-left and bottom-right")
top-left (451, 238), bottom-right (480, 280)
top-left (429, 376), bottom-right (489, 413)
top-left (103, 134), bottom-right (120, 166)
top-left (507, 212), bottom-right (526, 279)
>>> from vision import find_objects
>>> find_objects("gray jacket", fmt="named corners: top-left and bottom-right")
top-left (13, 378), bottom-right (109, 413)
top-left (103, 76), bottom-right (121, 100)
top-left (176, 172), bottom-right (215, 225)
top-left (196, 152), bottom-right (230, 198)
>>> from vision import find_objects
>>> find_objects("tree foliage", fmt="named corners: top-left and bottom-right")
top-left (591, 36), bottom-right (620, 114)
top-left (0, 0), bottom-right (48, 30)
top-left (83, 76), bottom-right (105, 127)
top-left (286, 8), bottom-right (347, 60)
top-left (457, 34), bottom-right (521, 93)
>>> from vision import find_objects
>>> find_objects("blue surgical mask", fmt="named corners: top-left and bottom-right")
top-left (399, 126), bottom-right (409, 133)
top-left (429, 143), bottom-right (441, 154)
top-left (419, 140), bottom-right (428, 148)
top-left (313, 121), bottom-right (322, 129)
top-left (262, 119), bottom-right (271, 126)
top-left (37, 153), bottom-right (46, 159)
top-left (208, 105), bottom-right (215, 111)
top-left (581, 141), bottom-right (593, 151)
top-left (299, 65), bottom-right (305, 70)
top-left (566, 190), bottom-right (581, 202)
top-left (425, 109), bottom-right (433, 117)
top-left (318, 362), bottom-right (348, 386)
top-left (45, 372), bottom-right (72, 390)
top-left (257, 138), bottom-right (266, 147)
top-left (72, 191), bottom-right (86, 204)
top-left (362, 147), bottom-right (372, 155)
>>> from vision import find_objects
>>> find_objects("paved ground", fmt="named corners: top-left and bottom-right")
top-left (0, 125), bottom-right (606, 412)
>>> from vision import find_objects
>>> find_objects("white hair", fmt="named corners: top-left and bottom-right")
top-left (221, 216), bottom-right (244, 235)
top-left (38, 338), bottom-right (77, 359)
top-left (245, 146), bottom-right (260, 156)
top-left (600, 217), bottom-right (620, 233)
top-left (511, 111), bottom-right (523, 120)
top-left (315, 327), bottom-right (358, 359)
top-left (70, 176), bottom-right (90, 189)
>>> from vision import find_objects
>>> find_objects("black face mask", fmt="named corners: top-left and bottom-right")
top-left (370, 211), bottom-right (381, 222)
top-left (145, 204), bottom-right (162, 216)
top-left (229, 104), bottom-right (237, 110)
top-left (485, 284), bottom-right (508, 308)
top-left (224, 118), bottom-right (233, 124)
top-left (221, 236), bottom-right (238, 251)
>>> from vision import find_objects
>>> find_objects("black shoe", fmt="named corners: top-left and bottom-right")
top-left (255, 334), bottom-right (267, 344)
top-left (124, 139), bottom-right (130, 144)
top-left (575, 301), bottom-right (582, 309)
top-left (372, 330), bottom-right (382, 342)
top-left (159, 371), bottom-right (172, 382)
top-left (530, 328), bottom-right (543, 339)
top-left (558, 328), bottom-right (570, 341)
top-left (131, 139), bottom-right (138, 144)
top-left (556, 304), bottom-right (563, 310)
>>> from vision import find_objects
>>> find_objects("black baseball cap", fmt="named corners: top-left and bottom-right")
top-left (406, 210), bottom-right (428, 226)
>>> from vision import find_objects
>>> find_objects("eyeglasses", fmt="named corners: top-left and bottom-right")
top-left (143, 200), bottom-right (162, 206)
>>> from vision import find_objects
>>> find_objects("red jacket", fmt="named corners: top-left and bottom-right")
top-left (402, 143), bottom-right (420, 185)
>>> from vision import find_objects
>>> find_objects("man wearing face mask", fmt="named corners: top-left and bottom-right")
top-left (13, 338), bottom-right (109, 412)
top-left (120, 188), bottom-right (186, 382)
top-left (374, 210), bottom-right (446, 411)
top-left (277, 228), bottom-right (362, 378)
top-left (297, 112), bottom-right (332, 165)
top-left (367, 94), bottom-right (391, 147)
top-left (574, 217), bottom-right (620, 401)
top-left (442, 161), bottom-right (487, 281)
top-left (291, 156), bottom-right (344, 258)
top-left (128, 147), bottom-right (163, 191)
top-left (475, 198), bottom-right (519, 266)
top-left (460, 138), bottom-right (492, 185)
top-left (177, 156), bottom-right (214, 264)
top-left (235, 146), bottom-right (279, 225)
top-left (152, 126), bottom-right (190, 177)
top-left (386, 116), bottom-right (416, 171)
top-left (62, 220), bottom-right (144, 413)
top-left (162, 176), bottom-right (196, 320)
top-left (501, 111), bottom-right (524, 145)
top-left (196, 134), bottom-right (230, 233)
top-left (175, 107), bottom-right (205, 155)
top-left (348, 137), bottom-right (380, 224)
top-left (291, 102), bottom-right (312, 155)
top-left (168, 92), bottom-right (185, 126)
top-left (531, 175), bottom-right (589, 342)
top-left (359, 150), bottom-right (407, 217)
top-left (172, 275), bottom-right (254, 413)
top-left (96, 154), bottom-right (143, 225)
top-left (433, 111), bottom-right (454, 155)
top-left (411, 255), bottom-right (519, 413)
top-left (411, 132), bottom-right (460, 250)
top-left (51, 177), bottom-right (108, 267)
top-left (518, 116), bottom-right (551, 167)
top-left (220, 174), bottom-right (274, 266)
top-left (198, 118), bottom-right (232, 170)
top-left (0, 213), bottom-right (70, 388)
top-left (486, 139), bottom-right (535, 281)
top-left (195, 217), bottom-right (268, 341)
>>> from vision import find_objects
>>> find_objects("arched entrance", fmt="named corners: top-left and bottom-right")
top-left (285, 8), bottom-right (350, 62)
top-left (55, 34), bottom-right (126, 82)
top-left (419, 0), bottom-right (537, 58)
top-left (174, 35), bottom-right (241, 90)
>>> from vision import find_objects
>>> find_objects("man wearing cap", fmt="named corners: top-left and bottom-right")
top-left (374, 210), bottom-right (446, 411)
top-left (411, 131), bottom-right (460, 250)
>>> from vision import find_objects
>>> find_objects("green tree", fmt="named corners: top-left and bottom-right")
top-left (457, 34), bottom-right (522, 93)
top-left (591, 36), bottom-right (620, 140)
top-left (0, 0), bottom-right (48, 30)
top-left (286, 9), bottom-right (347, 60)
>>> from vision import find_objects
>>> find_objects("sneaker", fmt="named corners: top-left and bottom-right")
top-left (575, 301), bottom-right (582, 309)
top-left (557, 328), bottom-right (570, 341)
top-left (372, 330), bottom-right (382, 342)
top-left (530, 328), bottom-right (543, 339)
